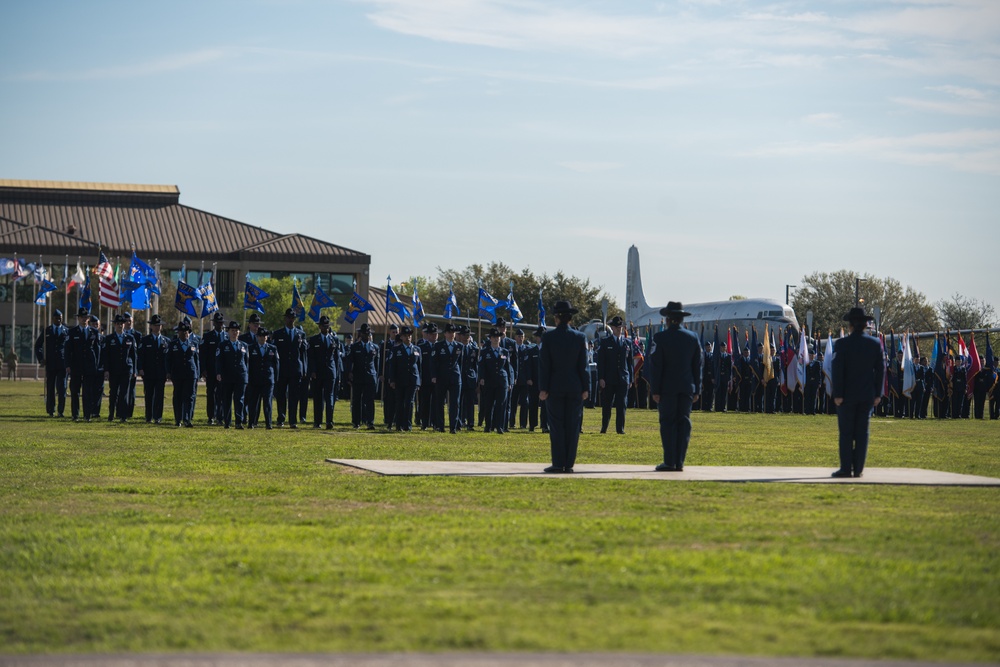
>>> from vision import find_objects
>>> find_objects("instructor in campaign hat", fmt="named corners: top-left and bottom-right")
top-left (649, 301), bottom-right (702, 472)
top-left (831, 306), bottom-right (884, 478)
top-left (538, 300), bottom-right (589, 473)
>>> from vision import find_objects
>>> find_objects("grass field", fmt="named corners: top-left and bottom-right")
top-left (0, 381), bottom-right (998, 661)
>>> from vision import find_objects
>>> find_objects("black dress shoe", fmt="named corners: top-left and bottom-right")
top-left (655, 463), bottom-right (675, 472)
top-left (853, 471), bottom-right (863, 478)
top-left (543, 466), bottom-right (564, 473)
top-left (235, 424), bottom-right (244, 430)
top-left (563, 467), bottom-right (574, 473)
top-left (617, 430), bottom-right (625, 435)
top-left (289, 424), bottom-right (298, 429)
top-left (831, 470), bottom-right (853, 478)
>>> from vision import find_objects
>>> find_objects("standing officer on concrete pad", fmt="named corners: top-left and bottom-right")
top-left (35, 308), bottom-right (69, 417)
top-left (137, 314), bottom-right (169, 424)
top-left (831, 306), bottom-right (884, 478)
top-left (538, 300), bottom-right (589, 474)
top-left (649, 302), bottom-right (702, 472)
top-left (597, 315), bottom-right (634, 434)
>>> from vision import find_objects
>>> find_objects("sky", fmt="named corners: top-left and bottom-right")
top-left (2, 0), bottom-right (998, 315)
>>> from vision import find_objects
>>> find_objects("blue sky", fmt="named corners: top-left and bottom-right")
top-left (2, 0), bottom-right (997, 314)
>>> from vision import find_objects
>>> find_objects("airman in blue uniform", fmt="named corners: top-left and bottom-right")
top-left (65, 307), bottom-right (90, 421)
top-left (201, 312), bottom-right (227, 424)
top-left (431, 322), bottom-right (464, 433)
top-left (597, 315), bottom-right (633, 434)
top-left (539, 301), bottom-right (589, 472)
top-left (478, 327), bottom-right (512, 434)
top-left (416, 322), bottom-right (438, 429)
top-left (103, 314), bottom-right (138, 422)
top-left (167, 319), bottom-right (199, 427)
top-left (138, 314), bottom-right (169, 423)
top-left (649, 302), bottom-right (702, 472)
top-left (248, 328), bottom-right (279, 429)
top-left (388, 325), bottom-right (420, 431)
top-left (35, 308), bottom-right (69, 417)
top-left (309, 315), bottom-right (343, 429)
top-left (831, 307), bottom-right (884, 478)
top-left (82, 315), bottom-right (104, 421)
top-left (458, 325), bottom-right (478, 431)
top-left (272, 308), bottom-right (308, 429)
top-left (348, 323), bottom-right (379, 429)
top-left (216, 321), bottom-right (249, 429)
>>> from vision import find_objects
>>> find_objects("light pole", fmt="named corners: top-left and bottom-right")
top-left (855, 278), bottom-right (866, 306)
top-left (785, 285), bottom-right (796, 305)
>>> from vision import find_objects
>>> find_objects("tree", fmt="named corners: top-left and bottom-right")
top-left (397, 263), bottom-right (621, 325)
top-left (791, 270), bottom-right (938, 337)
top-left (936, 293), bottom-right (996, 331)
top-left (253, 277), bottom-right (342, 337)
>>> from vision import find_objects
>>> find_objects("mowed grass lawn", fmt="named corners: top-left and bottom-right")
top-left (1, 381), bottom-right (998, 661)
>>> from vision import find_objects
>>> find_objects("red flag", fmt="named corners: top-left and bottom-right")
top-left (966, 334), bottom-right (982, 398)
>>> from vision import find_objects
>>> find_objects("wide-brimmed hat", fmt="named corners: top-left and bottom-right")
top-left (534, 325), bottom-right (546, 337)
top-left (358, 323), bottom-right (372, 333)
top-left (149, 314), bottom-right (163, 325)
top-left (77, 307), bottom-right (90, 317)
top-left (248, 313), bottom-right (261, 323)
top-left (227, 320), bottom-right (241, 330)
top-left (843, 306), bottom-right (874, 322)
top-left (256, 327), bottom-right (269, 338)
top-left (176, 321), bottom-right (191, 332)
top-left (443, 322), bottom-right (457, 333)
top-left (488, 327), bottom-right (502, 338)
top-left (422, 322), bottom-right (438, 333)
top-left (660, 301), bottom-right (691, 318)
top-left (551, 300), bottom-right (578, 315)
top-left (212, 312), bottom-right (225, 322)
top-left (319, 315), bottom-right (331, 325)
top-left (495, 317), bottom-right (507, 327)
top-left (400, 325), bottom-right (413, 335)
top-left (608, 315), bottom-right (624, 326)
top-left (283, 308), bottom-right (296, 318)
top-left (113, 314), bottom-right (125, 324)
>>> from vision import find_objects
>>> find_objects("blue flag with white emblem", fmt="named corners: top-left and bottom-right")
top-left (79, 274), bottom-right (92, 312)
top-left (308, 285), bottom-right (337, 323)
top-left (129, 252), bottom-right (160, 295)
top-left (244, 279), bottom-right (269, 314)
top-left (35, 279), bottom-right (57, 306)
top-left (505, 282), bottom-right (523, 323)
top-left (537, 290), bottom-right (546, 327)
top-left (291, 282), bottom-right (306, 322)
top-left (478, 287), bottom-right (498, 324)
top-left (412, 282), bottom-right (425, 325)
top-left (444, 283), bottom-right (460, 319)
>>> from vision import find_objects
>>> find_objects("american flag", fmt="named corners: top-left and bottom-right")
top-left (95, 252), bottom-right (119, 308)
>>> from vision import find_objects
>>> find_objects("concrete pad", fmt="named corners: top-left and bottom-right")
top-left (327, 459), bottom-right (1000, 486)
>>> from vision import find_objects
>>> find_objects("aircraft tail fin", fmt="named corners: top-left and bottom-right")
top-left (626, 245), bottom-right (653, 324)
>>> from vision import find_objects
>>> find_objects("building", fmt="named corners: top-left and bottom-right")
top-left (0, 179), bottom-right (371, 366)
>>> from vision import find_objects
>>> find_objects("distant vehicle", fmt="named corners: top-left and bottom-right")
top-left (625, 245), bottom-right (800, 344)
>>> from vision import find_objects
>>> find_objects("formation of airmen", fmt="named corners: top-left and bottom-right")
top-left (32, 305), bottom-right (1000, 429)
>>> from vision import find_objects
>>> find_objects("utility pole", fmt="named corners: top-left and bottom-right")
top-left (785, 284), bottom-right (796, 305)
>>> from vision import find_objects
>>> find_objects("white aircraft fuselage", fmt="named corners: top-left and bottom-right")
top-left (626, 245), bottom-right (800, 343)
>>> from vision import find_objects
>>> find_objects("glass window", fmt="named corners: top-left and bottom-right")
top-left (318, 273), bottom-right (354, 294)
top-left (247, 271), bottom-right (272, 283)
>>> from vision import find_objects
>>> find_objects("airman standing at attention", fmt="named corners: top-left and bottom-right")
top-left (649, 302), bottom-right (702, 473)
top-left (247, 328), bottom-right (279, 429)
top-left (388, 325), bottom-right (420, 432)
top-left (539, 301), bottom-right (589, 473)
top-left (378, 323), bottom-right (400, 429)
top-left (216, 321), bottom-right (249, 430)
top-left (309, 315), bottom-right (343, 430)
top-left (35, 308), bottom-right (69, 417)
top-left (478, 328), bottom-right (512, 434)
top-left (273, 308), bottom-right (309, 429)
top-left (201, 312), bottom-right (227, 424)
top-left (103, 314), bottom-right (137, 423)
top-left (431, 322), bottom-right (464, 433)
top-left (167, 319), bottom-right (199, 428)
top-left (416, 322), bottom-right (438, 430)
top-left (121, 312), bottom-right (142, 420)
top-left (458, 325), bottom-right (479, 431)
top-left (597, 315), bottom-right (634, 434)
top-left (348, 323), bottom-right (379, 430)
top-left (65, 307), bottom-right (90, 420)
top-left (82, 315), bottom-right (104, 421)
top-left (831, 307), bottom-right (884, 478)
top-left (138, 314), bottom-right (169, 424)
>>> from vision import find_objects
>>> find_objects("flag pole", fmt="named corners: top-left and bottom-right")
top-left (32, 259), bottom-right (39, 380)
top-left (63, 254), bottom-right (69, 321)
top-left (242, 273), bottom-right (249, 331)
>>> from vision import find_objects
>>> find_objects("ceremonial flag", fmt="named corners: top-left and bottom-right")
top-left (750, 327), bottom-right (759, 361)
top-left (95, 252), bottom-right (119, 308)
top-left (796, 330), bottom-right (810, 391)
top-left (966, 334), bottom-right (982, 398)
top-left (344, 291), bottom-right (374, 324)
top-left (290, 281), bottom-right (306, 322)
top-left (933, 334), bottom-right (948, 391)
top-left (712, 325), bottom-right (721, 387)
top-left (129, 252), bottom-right (161, 295)
top-left (505, 282), bottom-right (523, 323)
top-left (0, 258), bottom-right (16, 276)
top-left (35, 279), bottom-right (57, 306)
top-left (444, 283), bottom-right (460, 320)
top-left (822, 333), bottom-right (835, 396)
top-left (902, 332), bottom-right (916, 397)
top-left (308, 285), bottom-right (337, 323)
top-left (244, 279), bottom-right (269, 314)
top-left (986, 336), bottom-right (995, 371)
top-left (79, 274), bottom-right (92, 312)
top-left (68, 261), bottom-right (85, 291)
top-left (537, 290), bottom-right (546, 328)
top-left (385, 277), bottom-right (411, 320)
top-left (179, 262), bottom-right (187, 282)
top-left (198, 282), bottom-right (219, 318)
top-left (175, 281), bottom-right (199, 317)
top-left (30, 263), bottom-right (47, 282)
top-left (762, 324), bottom-right (774, 384)
top-left (127, 282), bottom-right (151, 310)
top-left (478, 285), bottom-right (498, 324)
top-left (957, 335), bottom-right (969, 365)
top-left (412, 282), bottom-right (425, 325)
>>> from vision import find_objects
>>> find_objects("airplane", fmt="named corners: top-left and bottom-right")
top-left (625, 245), bottom-right (800, 345)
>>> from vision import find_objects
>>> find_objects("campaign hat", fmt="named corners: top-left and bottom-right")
top-left (422, 322), bottom-right (438, 333)
top-left (551, 300), bottom-right (578, 315)
top-left (319, 315), bottom-right (331, 325)
top-left (358, 323), bottom-right (372, 334)
top-left (443, 322), bottom-right (458, 333)
top-left (489, 327), bottom-right (502, 338)
top-left (283, 308), bottom-right (296, 318)
top-left (608, 315), bottom-right (625, 326)
top-left (659, 301), bottom-right (691, 318)
top-left (77, 307), bottom-right (90, 317)
top-left (256, 327), bottom-right (269, 338)
top-left (176, 320), bottom-right (192, 332)
top-left (248, 313), bottom-right (261, 323)
top-left (400, 325), bottom-right (413, 335)
top-left (149, 314), bottom-right (163, 325)
top-left (495, 317), bottom-right (507, 327)
top-left (843, 306), bottom-right (874, 322)
top-left (227, 320), bottom-right (241, 330)
top-left (533, 325), bottom-right (546, 337)
top-left (113, 314), bottom-right (125, 324)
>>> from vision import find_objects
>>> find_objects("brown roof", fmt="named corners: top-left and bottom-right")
top-left (0, 180), bottom-right (369, 265)
top-left (0, 224), bottom-right (100, 253)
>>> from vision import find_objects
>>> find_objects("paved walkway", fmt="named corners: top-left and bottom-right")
top-left (0, 654), bottom-right (986, 667)
top-left (327, 459), bottom-right (1000, 486)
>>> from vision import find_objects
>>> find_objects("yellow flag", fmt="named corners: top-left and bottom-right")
top-left (762, 323), bottom-right (774, 384)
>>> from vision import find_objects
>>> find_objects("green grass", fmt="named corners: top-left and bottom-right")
top-left (0, 381), bottom-right (998, 661)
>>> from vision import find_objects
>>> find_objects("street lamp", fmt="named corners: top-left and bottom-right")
top-left (786, 284), bottom-right (796, 305)
top-left (855, 278), bottom-right (867, 306)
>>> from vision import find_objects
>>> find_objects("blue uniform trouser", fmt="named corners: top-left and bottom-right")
top-left (460, 381), bottom-right (477, 429)
top-left (601, 382), bottom-right (627, 433)
top-left (275, 375), bottom-right (302, 425)
top-left (352, 375), bottom-right (376, 427)
top-left (658, 393), bottom-right (693, 469)
top-left (143, 376), bottom-right (166, 422)
top-left (45, 368), bottom-right (67, 416)
top-left (220, 379), bottom-right (246, 427)
top-left (204, 375), bottom-right (220, 422)
top-left (434, 376), bottom-right (461, 431)
top-left (481, 385), bottom-right (506, 432)
top-left (172, 377), bottom-right (197, 425)
top-left (108, 373), bottom-right (132, 420)
top-left (836, 400), bottom-right (872, 475)
top-left (546, 393), bottom-right (583, 469)
top-left (83, 373), bottom-right (103, 419)
top-left (69, 369), bottom-right (84, 419)
top-left (394, 382), bottom-right (417, 430)
top-left (417, 384), bottom-right (434, 428)
top-left (313, 375), bottom-right (336, 426)
top-left (247, 382), bottom-right (274, 427)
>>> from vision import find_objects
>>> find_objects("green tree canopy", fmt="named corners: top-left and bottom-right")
top-left (791, 270), bottom-right (938, 337)
top-left (936, 293), bottom-right (996, 331)
top-left (397, 263), bottom-right (621, 325)
top-left (252, 277), bottom-right (342, 337)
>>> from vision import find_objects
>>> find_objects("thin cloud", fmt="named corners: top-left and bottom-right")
top-left (556, 162), bottom-right (624, 173)
top-left (803, 112), bottom-right (844, 127)
top-left (12, 49), bottom-right (231, 82)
